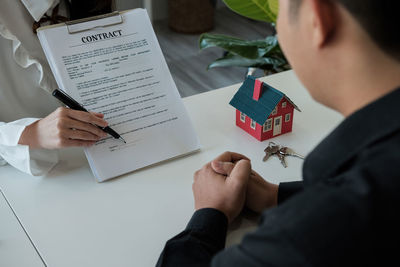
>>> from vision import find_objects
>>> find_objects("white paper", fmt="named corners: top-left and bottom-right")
top-left (37, 9), bottom-right (200, 181)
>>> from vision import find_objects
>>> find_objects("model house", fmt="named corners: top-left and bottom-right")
top-left (229, 76), bottom-right (301, 141)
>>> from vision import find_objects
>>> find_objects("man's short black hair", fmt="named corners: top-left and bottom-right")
top-left (290, 0), bottom-right (400, 61)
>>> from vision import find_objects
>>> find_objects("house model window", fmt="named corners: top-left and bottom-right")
top-left (282, 102), bottom-right (287, 108)
top-left (250, 119), bottom-right (256, 129)
top-left (240, 112), bottom-right (246, 122)
top-left (271, 107), bottom-right (277, 115)
top-left (263, 118), bottom-right (272, 132)
top-left (285, 113), bottom-right (291, 122)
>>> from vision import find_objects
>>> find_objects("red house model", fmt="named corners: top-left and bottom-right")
top-left (229, 76), bottom-right (301, 141)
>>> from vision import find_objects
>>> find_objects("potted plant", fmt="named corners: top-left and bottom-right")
top-left (199, 0), bottom-right (289, 75)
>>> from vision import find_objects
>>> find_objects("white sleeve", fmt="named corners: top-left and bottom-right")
top-left (0, 118), bottom-right (58, 176)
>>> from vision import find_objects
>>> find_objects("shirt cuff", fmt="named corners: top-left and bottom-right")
top-left (278, 181), bottom-right (304, 204)
top-left (0, 118), bottom-right (58, 176)
top-left (186, 208), bottom-right (228, 248)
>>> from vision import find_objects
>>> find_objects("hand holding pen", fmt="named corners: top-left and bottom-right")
top-left (18, 89), bottom-right (125, 149)
top-left (52, 89), bottom-right (126, 143)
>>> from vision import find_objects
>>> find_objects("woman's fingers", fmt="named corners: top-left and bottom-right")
top-left (63, 117), bottom-right (106, 138)
top-left (61, 139), bottom-right (97, 147)
top-left (60, 108), bottom-right (108, 127)
top-left (63, 128), bottom-right (101, 141)
top-left (21, 108), bottom-right (108, 149)
top-left (90, 111), bottom-right (105, 118)
top-left (54, 108), bottom-right (110, 146)
top-left (54, 108), bottom-right (108, 141)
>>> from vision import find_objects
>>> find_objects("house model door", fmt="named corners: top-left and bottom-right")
top-left (273, 116), bottom-right (282, 136)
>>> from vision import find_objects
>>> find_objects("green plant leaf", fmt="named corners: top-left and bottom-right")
top-left (200, 33), bottom-right (260, 59)
top-left (222, 0), bottom-right (279, 23)
top-left (199, 33), bottom-right (281, 59)
top-left (208, 52), bottom-right (288, 72)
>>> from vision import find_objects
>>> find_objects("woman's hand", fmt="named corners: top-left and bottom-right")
top-left (18, 107), bottom-right (108, 149)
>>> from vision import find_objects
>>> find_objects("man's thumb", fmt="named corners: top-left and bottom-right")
top-left (228, 159), bottom-right (251, 187)
top-left (211, 160), bottom-right (235, 176)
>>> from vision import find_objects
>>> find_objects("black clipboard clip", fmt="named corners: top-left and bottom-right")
top-left (65, 11), bottom-right (123, 34)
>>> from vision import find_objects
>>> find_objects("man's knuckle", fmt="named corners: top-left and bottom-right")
top-left (194, 170), bottom-right (201, 178)
top-left (218, 151), bottom-right (229, 158)
top-left (204, 163), bottom-right (213, 171)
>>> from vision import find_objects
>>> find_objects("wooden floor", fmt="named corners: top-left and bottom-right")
top-left (153, 7), bottom-right (273, 97)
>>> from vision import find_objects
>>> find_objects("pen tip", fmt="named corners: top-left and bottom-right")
top-left (119, 137), bottom-right (126, 143)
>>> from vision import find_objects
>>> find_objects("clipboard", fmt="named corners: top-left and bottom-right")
top-left (36, 8), bottom-right (201, 182)
top-left (37, 11), bottom-right (126, 34)
top-left (66, 11), bottom-right (123, 34)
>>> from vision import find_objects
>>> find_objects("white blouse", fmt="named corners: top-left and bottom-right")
top-left (0, 0), bottom-right (64, 176)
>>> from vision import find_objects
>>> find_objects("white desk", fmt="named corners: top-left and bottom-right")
top-left (0, 189), bottom-right (44, 267)
top-left (0, 71), bottom-right (342, 266)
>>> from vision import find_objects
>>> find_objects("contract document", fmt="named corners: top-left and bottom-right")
top-left (37, 9), bottom-right (200, 182)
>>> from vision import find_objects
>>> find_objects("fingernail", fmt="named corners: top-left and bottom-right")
top-left (213, 161), bottom-right (222, 168)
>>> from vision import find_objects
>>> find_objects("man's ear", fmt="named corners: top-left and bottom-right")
top-left (308, 0), bottom-right (337, 48)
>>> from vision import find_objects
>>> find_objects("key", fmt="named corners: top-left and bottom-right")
top-left (263, 142), bottom-right (280, 162)
top-left (277, 153), bottom-right (287, 168)
top-left (279, 147), bottom-right (305, 159)
top-left (264, 142), bottom-right (278, 153)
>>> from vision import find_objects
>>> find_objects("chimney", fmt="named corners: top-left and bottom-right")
top-left (253, 79), bottom-right (262, 101)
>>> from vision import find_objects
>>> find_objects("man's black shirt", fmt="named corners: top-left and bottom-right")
top-left (157, 87), bottom-right (400, 266)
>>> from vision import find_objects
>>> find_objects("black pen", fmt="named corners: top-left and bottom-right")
top-left (52, 89), bottom-right (126, 143)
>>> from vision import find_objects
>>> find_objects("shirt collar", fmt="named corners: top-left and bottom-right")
top-left (20, 0), bottom-right (59, 22)
top-left (303, 87), bottom-right (400, 184)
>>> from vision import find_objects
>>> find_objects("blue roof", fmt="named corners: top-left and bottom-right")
top-left (229, 76), bottom-right (300, 125)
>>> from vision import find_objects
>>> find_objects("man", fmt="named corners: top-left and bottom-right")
top-left (157, 0), bottom-right (400, 266)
